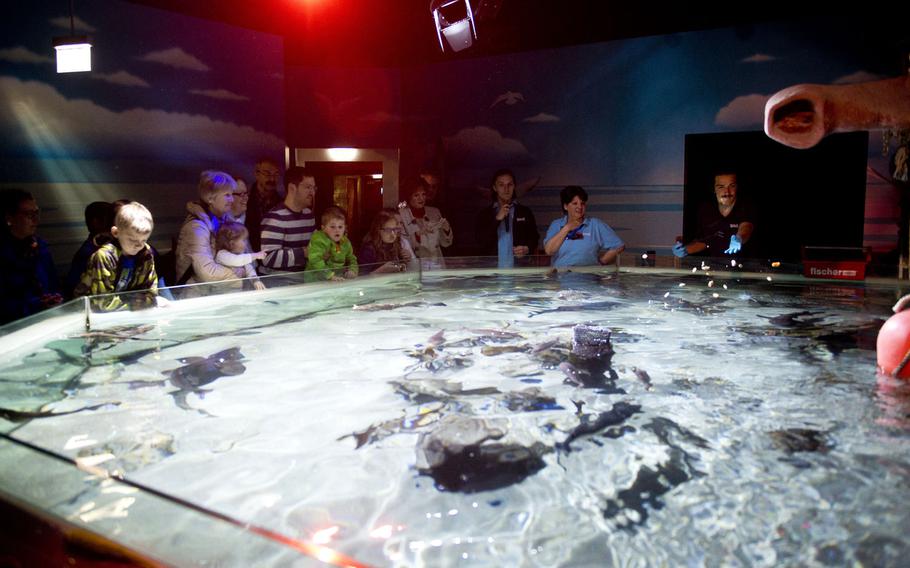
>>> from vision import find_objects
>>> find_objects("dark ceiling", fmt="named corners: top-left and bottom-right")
top-left (125, 0), bottom-right (779, 67)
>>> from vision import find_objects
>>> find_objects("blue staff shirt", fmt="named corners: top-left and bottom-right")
top-left (545, 216), bottom-right (623, 267)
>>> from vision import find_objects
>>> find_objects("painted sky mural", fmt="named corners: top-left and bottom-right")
top-left (0, 4), bottom-right (903, 267)
top-left (1, 0), bottom-right (285, 263)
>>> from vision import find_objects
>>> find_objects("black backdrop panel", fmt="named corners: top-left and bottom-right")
top-left (683, 131), bottom-right (868, 262)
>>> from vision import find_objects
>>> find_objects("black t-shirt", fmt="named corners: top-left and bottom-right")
top-left (695, 199), bottom-right (756, 255)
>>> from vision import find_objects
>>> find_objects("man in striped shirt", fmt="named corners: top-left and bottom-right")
top-left (260, 166), bottom-right (316, 274)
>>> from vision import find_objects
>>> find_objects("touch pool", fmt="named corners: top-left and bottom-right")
top-left (1, 262), bottom-right (909, 566)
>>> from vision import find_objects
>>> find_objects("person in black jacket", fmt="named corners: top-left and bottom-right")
top-left (476, 169), bottom-right (539, 267)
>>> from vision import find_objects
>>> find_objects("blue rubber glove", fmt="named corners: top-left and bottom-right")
top-left (724, 235), bottom-right (742, 254)
top-left (672, 242), bottom-right (688, 258)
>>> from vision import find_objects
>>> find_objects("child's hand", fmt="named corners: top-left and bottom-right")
top-left (253, 251), bottom-right (266, 260)
top-left (330, 275), bottom-right (345, 282)
top-left (253, 280), bottom-right (267, 291)
top-left (343, 270), bottom-right (357, 279)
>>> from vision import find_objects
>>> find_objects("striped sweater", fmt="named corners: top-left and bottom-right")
top-left (260, 206), bottom-right (315, 273)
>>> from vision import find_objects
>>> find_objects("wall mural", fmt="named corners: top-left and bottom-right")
top-left (392, 21), bottom-right (900, 257)
top-left (1, 5), bottom-right (902, 268)
top-left (0, 0), bottom-right (285, 266)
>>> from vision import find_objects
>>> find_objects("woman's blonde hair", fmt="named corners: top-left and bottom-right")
top-left (198, 170), bottom-right (237, 204)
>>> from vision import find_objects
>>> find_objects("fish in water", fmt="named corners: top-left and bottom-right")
top-left (631, 367), bottom-right (653, 391)
top-left (352, 301), bottom-right (446, 312)
top-left (128, 347), bottom-right (246, 413)
top-left (0, 402), bottom-right (120, 423)
top-left (768, 428), bottom-right (832, 453)
top-left (528, 300), bottom-right (622, 318)
top-left (557, 401), bottom-right (642, 452)
top-left (758, 310), bottom-right (825, 328)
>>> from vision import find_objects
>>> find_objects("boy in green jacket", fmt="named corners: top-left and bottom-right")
top-left (305, 206), bottom-right (358, 282)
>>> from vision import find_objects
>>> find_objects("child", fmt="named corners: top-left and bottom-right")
top-left (358, 209), bottom-right (414, 274)
top-left (74, 201), bottom-right (158, 311)
top-left (214, 222), bottom-right (267, 290)
top-left (305, 206), bottom-right (358, 282)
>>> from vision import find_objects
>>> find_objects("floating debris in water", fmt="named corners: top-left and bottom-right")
top-left (731, 260), bottom-right (737, 267)
top-left (663, 292), bottom-right (670, 298)
top-left (678, 283), bottom-right (686, 287)
top-left (707, 280), bottom-right (714, 288)
top-left (771, 261), bottom-right (781, 268)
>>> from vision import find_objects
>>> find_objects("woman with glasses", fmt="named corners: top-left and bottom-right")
top-left (358, 209), bottom-right (415, 274)
top-left (543, 185), bottom-right (625, 268)
top-left (0, 189), bottom-right (62, 324)
top-left (228, 176), bottom-right (250, 224)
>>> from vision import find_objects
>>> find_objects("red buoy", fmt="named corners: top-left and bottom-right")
top-left (877, 309), bottom-right (910, 379)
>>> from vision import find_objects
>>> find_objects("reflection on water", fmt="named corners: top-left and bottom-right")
top-left (1, 268), bottom-right (909, 566)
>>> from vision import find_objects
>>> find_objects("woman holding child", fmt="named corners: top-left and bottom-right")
top-left (175, 171), bottom-right (246, 288)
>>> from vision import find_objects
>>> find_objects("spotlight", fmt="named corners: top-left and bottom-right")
top-left (54, 36), bottom-right (91, 73)
top-left (54, 1), bottom-right (91, 73)
top-left (431, 0), bottom-right (477, 53)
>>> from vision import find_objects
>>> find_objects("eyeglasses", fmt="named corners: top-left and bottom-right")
top-left (256, 170), bottom-right (280, 178)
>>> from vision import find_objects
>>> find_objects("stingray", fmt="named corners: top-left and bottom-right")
top-left (528, 299), bottom-right (622, 318)
top-left (556, 401), bottom-right (641, 452)
top-left (127, 347), bottom-right (246, 413)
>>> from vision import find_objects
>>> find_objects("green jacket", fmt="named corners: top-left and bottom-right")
top-left (74, 242), bottom-right (158, 311)
top-left (304, 230), bottom-right (358, 282)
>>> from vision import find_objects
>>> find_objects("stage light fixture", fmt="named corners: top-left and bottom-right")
top-left (54, 36), bottom-right (91, 73)
top-left (54, 1), bottom-right (91, 73)
top-left (431, 0), bottom-right (477, 53)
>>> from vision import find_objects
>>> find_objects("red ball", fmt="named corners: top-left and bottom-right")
top-left (877, 310), bottom-right (910, 380)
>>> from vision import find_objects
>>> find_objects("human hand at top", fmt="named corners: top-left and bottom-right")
top-left (343, 270), bottom-right (357, 279)
top-left (565, 217), bottom-right (583, 233)
top-left (439, 218), bottom-right (452, 234)
top-left (496, 202), bottom-right (511, 221)
top-left (252, 251), bottom-right (267, 261)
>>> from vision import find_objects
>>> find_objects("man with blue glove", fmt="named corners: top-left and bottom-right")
top-left (673, 172), bottom-right (755, 258)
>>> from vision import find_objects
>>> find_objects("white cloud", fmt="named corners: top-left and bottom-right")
top-left (523, 112), bottom-right (560, 123)
top-left (92, 71), bottom-right (150, 88)
top-left (138, 47), bottom-right (210, 71)
top-left (0, 46), bottom-right (53, 65)
top-left (50, 16), bottom-right (96, 33)
top-left (740, 53), bottom-right (776, 63)
top-left (0, 76), bottom-right (282, 162)
top-left (715, 94), bottom-right (769, 127)
top-left (833, 70), bottom-right (884, 85)
top-left (443, 125), bottom-right (532, 166)
top-left (189, 88), bottom-right (248, 101)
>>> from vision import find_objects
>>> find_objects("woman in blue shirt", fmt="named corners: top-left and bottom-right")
top-left (543, 186), bottom-right (625, 267)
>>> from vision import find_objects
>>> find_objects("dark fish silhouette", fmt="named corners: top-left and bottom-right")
top-left (557, 402), bottom-right (642, 452)
top-left (769, 428), bottom-right (831, 453)
top-left (631, 367), bottom-right (653, 390)
top-left (758, 310), bottom-right (825, 328)
top-left (529, 300), bottom-right (622, 318)
top-left (0, 402), bottom-right (120, 423)
top-left (127, 347), bottom-right (246, 413)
